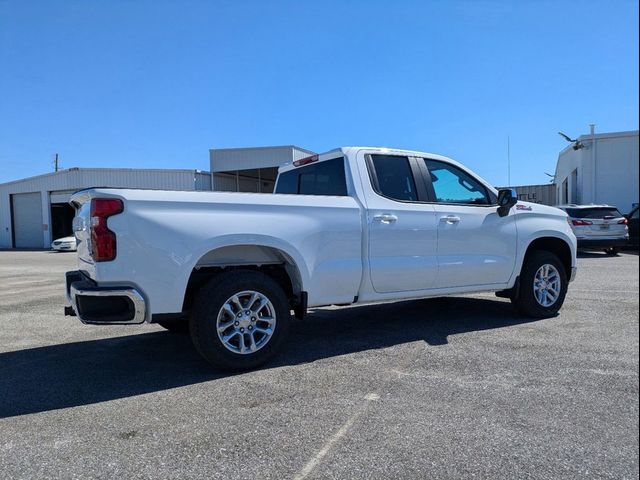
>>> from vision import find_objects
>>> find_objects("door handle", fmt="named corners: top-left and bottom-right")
top-left (373, 214), bottom-right (398, 224)
top-left (442, 215), bottom-right (461, 224)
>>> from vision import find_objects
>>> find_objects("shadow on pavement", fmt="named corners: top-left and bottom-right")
top-left (577, 250), bottom-right (638, 258)
top-left (0, 296), bottom-right (539, 418)
top-left (577, 251), bottom-right (618, 259)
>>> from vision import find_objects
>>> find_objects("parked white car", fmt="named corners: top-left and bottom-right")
top-left (64, 147), bottom-right (577, 370)
top-left (51, 236), bottom-right (77, 252)
top-left (558, 204), bottom-right (629, 255)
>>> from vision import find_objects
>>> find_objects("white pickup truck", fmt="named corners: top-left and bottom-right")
top-left (65, 147), bottom-right (577, 370)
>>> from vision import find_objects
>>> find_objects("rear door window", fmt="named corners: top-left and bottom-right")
top-left (275, 157), bottom-right (347, 196)
top-left (369, 155), bottom-right (418, 201)
top-left (565, 208), bottom-right (623, 219)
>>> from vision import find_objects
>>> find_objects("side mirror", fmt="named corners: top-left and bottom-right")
top-left (497, 188), bottom-right (518, 217)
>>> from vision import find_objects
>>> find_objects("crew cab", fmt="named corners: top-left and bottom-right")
top-left (65, 147), bottom-right (577, 370)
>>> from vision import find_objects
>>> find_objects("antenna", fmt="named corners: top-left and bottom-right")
top-left (54, 153), bottom-right (59, 172)
top-left (507, 136), bottom-right (511, 186)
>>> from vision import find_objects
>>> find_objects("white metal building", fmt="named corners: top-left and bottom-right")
top-left (498, 184), bottom-right (556, 206)
top-left (0, 168), bottom-right (211, 249)
top-left (554, 128), bottom-right (639, 211)
top-left (0, 145), bottom-right (315, 249)
top-left (210, 145), bottom-right (316, 193)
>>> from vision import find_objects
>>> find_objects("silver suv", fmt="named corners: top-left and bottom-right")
top-left (558, 205), bottom-right (629, 255)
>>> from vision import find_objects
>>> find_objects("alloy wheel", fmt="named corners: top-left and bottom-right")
top-left (216, 290), bottom-right (276, 354)
top-left (533, 264), bottom-right (561, 308)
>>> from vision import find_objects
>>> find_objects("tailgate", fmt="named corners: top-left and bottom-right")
top-left (585, 217), bottom-right (628, 237)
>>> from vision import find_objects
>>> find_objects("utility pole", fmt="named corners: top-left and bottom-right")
top-left (590, 124), bottom-right (596, 203)
top-left (54, 153), bottom-right (59, 172)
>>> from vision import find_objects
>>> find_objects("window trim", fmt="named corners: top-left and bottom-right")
top-left (419, 157), bottom-right (498, 207)
top-left (365, 154), bottom-right (430, 204)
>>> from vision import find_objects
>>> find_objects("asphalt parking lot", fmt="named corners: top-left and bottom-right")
top-left (0, 250), bottom-right (638, 479)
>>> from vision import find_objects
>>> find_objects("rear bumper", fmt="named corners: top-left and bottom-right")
top-left (65, 271), bottom-right (146, 325)
top-left (577, 238), bottom-right (629, 249)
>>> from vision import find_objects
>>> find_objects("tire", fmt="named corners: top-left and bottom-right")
top-left (189, 270), bottom-right (291, 371)
top-left (511, 250), bottom-right (568, 318)
top-left (157, 319), bottom-right (190, 333)
top-left (604, 247), bottom-right (620, 256)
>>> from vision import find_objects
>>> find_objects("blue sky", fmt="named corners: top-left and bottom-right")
top-left (0, 0), bottom-right (638, 186)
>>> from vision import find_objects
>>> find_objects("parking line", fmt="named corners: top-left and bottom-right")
top-left (293, 393), bottom-right (380, 480)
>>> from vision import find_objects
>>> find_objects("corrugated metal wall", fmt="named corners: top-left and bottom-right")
top-left (0, 168), bottom-right (211, 194)
top-left (211, 171), bottom-right (277, 193)
top-left (499, 184), bottom-right (556, 206)
top-left (210, 145), bottom-right (315, 172)
top-left (195, 172), bottom-right (212, 191)
top-left (212, 173), bottom-right (239, 192)
top-left (292, 148), bottom-right (313, 162)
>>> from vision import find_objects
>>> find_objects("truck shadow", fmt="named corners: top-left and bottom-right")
top-left (577, 251), bottom-right (638, 258)
top-left (577, 251), bottom-right (613, 258)
top-left (0, 297), bottom-right (540, 418)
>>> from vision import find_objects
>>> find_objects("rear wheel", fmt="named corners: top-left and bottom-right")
top-left (512, 251), bottom-right (568, 318)
top-left (190, 270), bottom-right (291, 371)
top-left (604, 247), bottom-right (620, 256)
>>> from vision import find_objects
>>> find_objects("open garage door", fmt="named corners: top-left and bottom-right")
top-left (50, 203), bottom-right (75, 240)
top-left (50, 190), bottom-right (76, 241)
top-left (11, 192), bottom-right (43, 248)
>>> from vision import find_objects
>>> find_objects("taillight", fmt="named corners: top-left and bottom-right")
top-left (618, 218), bottom-right (629, 225)
top-left (90, 198), bottom-right (124, 262)
top-left (571, 219), bottom-right (593, 226)
top-left (293, 155), bottom-right (319, 167)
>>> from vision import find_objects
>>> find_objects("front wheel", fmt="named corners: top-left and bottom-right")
top-left (511, 251), bottom-right (568, 318)
top-left (190, 270), bottom-right (291, 371)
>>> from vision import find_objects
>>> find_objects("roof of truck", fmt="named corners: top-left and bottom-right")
top-left (278, 147), bottom-right (453, 173)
